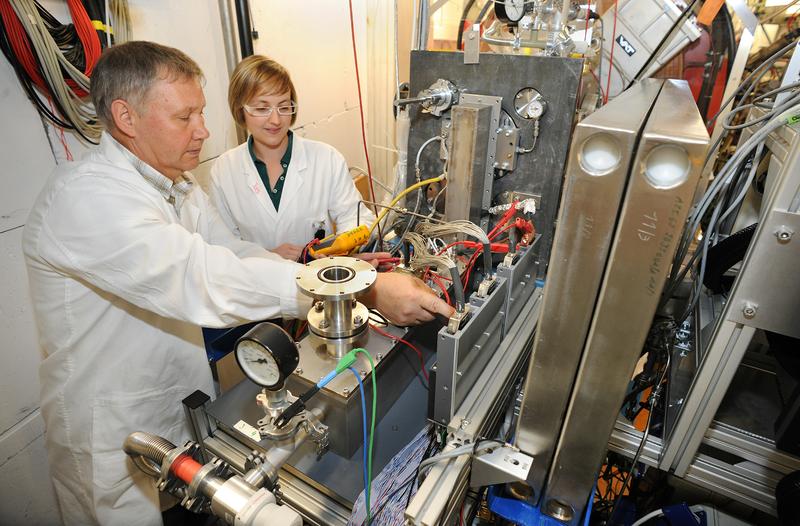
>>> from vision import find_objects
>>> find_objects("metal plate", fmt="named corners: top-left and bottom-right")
top-left (496, 237), bottom-right (539, 336)
top-left (407, 51), bottom-right (582, 276)
top-left (728, 210), bottom-right (800, 337)
top-left (444, 102), bottom-right (495, 226)
top-left (513, 79), bottom-right (664, 499)
top-left (541, 80), bottom-right (708, 525)
top-left (434, 277), bottom-right (507, 425)
top-left (295, 257), bottom-right (376, 299)
top-left (459, 93), bottom-right (502, 215)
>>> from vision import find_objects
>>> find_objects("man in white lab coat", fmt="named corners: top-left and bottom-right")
top-left (23, 41), bottom-right (452, 526)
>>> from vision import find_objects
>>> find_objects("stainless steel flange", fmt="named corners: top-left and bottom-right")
top-left (296, 257), bottom-right (377, 349)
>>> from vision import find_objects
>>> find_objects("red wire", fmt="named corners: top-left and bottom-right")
top-left (429, 272), bottom-right (452, 307)
top-left (584, 1), bottom-right (591, 39)
top-left (66, 0), bottom-right (101, 97)
top-left (0, 3), bottom-right (48, 92)
top-left (590, 69), bottom-right (606, 102)
top-left (48, 98), bottom-right (73, 161)
top-left (489, 222), bottom-right (516, 241)
top-left (369, 324), bottom-right (429, 382)
top-left (347, 0), bottom-right (382, 245)
top-left (67, 0), bottom-right (101, 75)
top-left (294, 321), bottom-right (307, 340)
top-left (461, 248), bottom-right (482, 290)
top-left (605, 0), bottom-right (619, 104)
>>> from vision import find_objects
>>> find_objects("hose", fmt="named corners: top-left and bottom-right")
top-left (123, 431), bottom-right (178, 478)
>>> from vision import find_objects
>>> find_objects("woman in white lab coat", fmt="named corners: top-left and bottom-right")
top-left (209, 55), bottom-right (374, 262)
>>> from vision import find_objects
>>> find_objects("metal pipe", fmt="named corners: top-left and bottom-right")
top-left (233, 0), bottom-right (254, 58)
top-left (218, 0), bottom-right (248, 144)
top-left (123, 431), bottom-right (177, 478)
top-left (324, 300), bottom-right (353, 334)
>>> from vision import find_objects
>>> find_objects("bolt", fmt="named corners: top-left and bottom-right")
top-left (342, 388), bottom-right (350, 396)
top-left (314, 301), bottom-right (324, 312)
top-left (354, 315), bottom-right (363, 325)
top-left (296, 368), bottom-right (303, 375)
top-left (319, 319), bottom-right (329, 328)
top-left (742, 302), bottom-right (758, 319)
top-left (776, 226), bottom-right (793, 243)
top-left (460, 418), bottom-right (471, 429)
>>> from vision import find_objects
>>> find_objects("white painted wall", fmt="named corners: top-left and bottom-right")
top-left (248, 0), bottom-right (370, 180)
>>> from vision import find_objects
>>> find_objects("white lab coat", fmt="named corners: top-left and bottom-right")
top-left (23, 133), bottom-right (308, 526)
top-left (209, 134), bottom-right (375, 250)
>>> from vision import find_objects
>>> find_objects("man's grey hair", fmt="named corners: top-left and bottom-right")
top-left (91, 41), bottom-right (204, 128)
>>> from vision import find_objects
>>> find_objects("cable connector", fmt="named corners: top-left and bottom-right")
top-left (335, 349), bottom-right (359, 376)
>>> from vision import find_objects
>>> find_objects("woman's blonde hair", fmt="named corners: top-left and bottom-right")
top-left (228, 55), bottom-right (297, 127)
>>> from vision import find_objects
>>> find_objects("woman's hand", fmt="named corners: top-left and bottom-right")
top-left (271, 243), bottom-right (305, 261)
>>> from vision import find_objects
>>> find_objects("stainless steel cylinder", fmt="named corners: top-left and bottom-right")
top-left (296, 257), bottom-right (376, 357)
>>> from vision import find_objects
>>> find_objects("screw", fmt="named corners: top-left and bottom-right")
top-left (319, 319), bottom-right (329, 328)
top-left (516, 93), bottom-right (522, 99)
top-left (776, 226), bottom-right (793, 243)
top-left (361, 369), bottom-right (367, 377)
top-left (354, 315), bottom-right (363, 325)
top-left (505, 130), bottom-right (512, 137)
top-left (742, 302), bottom-right (758, 319)
top-left (460, 418), bottom-right (471, 429)
top-left (296, 368), bottom-right (303, 375)
top-left (376, 353), bottom-right (383, 361)
top-left (342, 388), bottom-right (350, 396)
top-left (314, 301), bottom-right (324, 312)
top-left (351, 299), bottom-right (358, 307)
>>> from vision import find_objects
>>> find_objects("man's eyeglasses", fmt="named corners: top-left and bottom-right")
top-left (242, 102), bottom-right (297, 118)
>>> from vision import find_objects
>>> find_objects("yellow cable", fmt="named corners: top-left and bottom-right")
top-left (368, 174), bottom-right (445, 237)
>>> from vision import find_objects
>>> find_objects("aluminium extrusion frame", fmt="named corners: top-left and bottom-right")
top-left (659, 110), bottom-right (800, 486)
top-left (405, 288), bottom-right (543, 526)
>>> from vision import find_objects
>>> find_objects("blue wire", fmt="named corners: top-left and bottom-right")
top-left (583, 483), bottom-right (595, 526)
top-left (349, 367), bottom-right (369, 511)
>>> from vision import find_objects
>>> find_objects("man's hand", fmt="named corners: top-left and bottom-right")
top-left (361, 272), bottom-right (455, 326)
top-left (272, 243), bottom-right (305, 262)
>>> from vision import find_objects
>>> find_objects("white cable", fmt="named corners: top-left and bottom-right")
top-left (417, 220), bottom-right (490, 244)
top-left (10, 0), bottom-right (102, 142)
top-left (417, 441), bottom-right (500, 482)
top-left (631, 508), bottom-right (665, 526)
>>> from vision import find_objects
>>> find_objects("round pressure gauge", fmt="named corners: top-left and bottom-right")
top-left (495, 0), bottom-right (526, 24)
top-left (235, 323), bottom-right (299, 391)
top-left (514, 87), bottom-right (547, 120)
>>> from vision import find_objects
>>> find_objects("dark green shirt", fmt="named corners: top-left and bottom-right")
top-left (247, 131), bottom-right (293, 211)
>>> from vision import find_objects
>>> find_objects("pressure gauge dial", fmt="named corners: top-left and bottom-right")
top-left (495, 0), bottom-right (526, 23)
top-left (514, 87), bottom-right (547, 120)
top-left (235, 323), bottom-right (299, 391)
